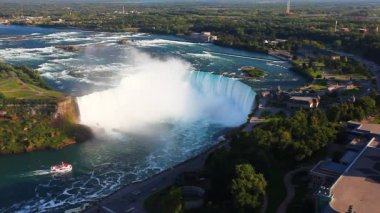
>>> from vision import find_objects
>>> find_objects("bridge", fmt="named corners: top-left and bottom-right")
top-left (207, 51), bottom-right (286, 63)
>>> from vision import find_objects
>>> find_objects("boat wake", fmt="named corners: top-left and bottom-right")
top-left (21, 170), bottom-right (51, 177)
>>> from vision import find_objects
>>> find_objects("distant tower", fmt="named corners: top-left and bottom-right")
top-left (376, 26), bottom-right (379, 33)
top-left (286, 0), bottom-right (291, 15)
top-left (335, 20), bottom-right (338, 32)
top-left (122, 5), bottom-right (125, 14)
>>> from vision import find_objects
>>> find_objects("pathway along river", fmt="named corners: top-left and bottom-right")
top-left (0, 25), bottom-right (305, 212)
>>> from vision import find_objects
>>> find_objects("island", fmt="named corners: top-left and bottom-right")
top-left (240, 66), bottom-right (265, 79)
top-left (0, 62), bottom-right (92, 154)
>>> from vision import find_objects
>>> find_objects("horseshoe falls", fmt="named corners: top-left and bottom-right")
top-left (77, 52), bottom-right (255, 134)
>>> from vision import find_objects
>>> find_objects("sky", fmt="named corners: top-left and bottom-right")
top-left (0, 0), bottom-right (376, 3)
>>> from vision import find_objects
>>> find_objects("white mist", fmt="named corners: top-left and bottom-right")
top-left (77, 50), bottom-right (255, 134)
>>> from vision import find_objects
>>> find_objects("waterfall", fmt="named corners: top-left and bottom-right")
top-left (77, 53), bottom-right (256, 133)
top-left (188, 71), bottom-right (255, 116)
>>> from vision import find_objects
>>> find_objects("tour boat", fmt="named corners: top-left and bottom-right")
top-left (50, 162), bottom-right (72, 173)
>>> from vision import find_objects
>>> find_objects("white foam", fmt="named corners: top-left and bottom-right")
top-left (132, 39), bottom-right (195, 47)
top-left (0, 46), bottom-right (74, 62)
top-left (187, 51), bottom-right (221, 59)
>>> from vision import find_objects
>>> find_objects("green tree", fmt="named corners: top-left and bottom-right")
top-left (231, 164), bottom-right (267, 212)
top-left (161, 186), bottom-right (183, 213)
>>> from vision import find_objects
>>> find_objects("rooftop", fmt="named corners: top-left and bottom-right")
top-left (339, 151), bottom-right (359, 165)
top-left (346, 137), bottom-right (369, 151)
top-left (330, 138), bottom-right (380, 213)
top-left (347, 121), bottom-right (380, 137)
top-left (310, 160), bottom-right (347, 178)
top-left (358, 123), bottom-right (380, 136)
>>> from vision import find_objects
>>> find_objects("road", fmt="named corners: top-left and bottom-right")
top-left (83, 139), bottom-right (229, 213)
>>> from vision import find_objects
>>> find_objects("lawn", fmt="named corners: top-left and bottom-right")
top-left (0, 78), bottom-right (63, 100)
top-left (308, 84), bottom-right (327, 90)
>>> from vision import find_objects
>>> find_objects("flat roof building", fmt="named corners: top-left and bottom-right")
top-left (329, 138), bottom-right (380, 213)
top-left (347, 121), bottom-right (380, 137)
top-left (287, 96), bottom-right (320, 109)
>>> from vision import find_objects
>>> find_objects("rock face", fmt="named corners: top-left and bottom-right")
top-left (54, 96), bottom-right (93, 143)
top-left (54, 96), bottom-right (80, 123)
top-left (118, 39), bottom-right (129, 45)
top-left (55, 45), bottom-right (81, 52)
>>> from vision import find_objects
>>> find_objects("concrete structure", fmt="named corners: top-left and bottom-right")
top-left (310, 160), bottom-right (347, 188)
top-left (310, 122), bottom-right (380, 212)
top-left (329, 138), bottom-right (380, 213)
top-left (327, 82), bottom-right (355, 93)
top-left (0, 111), bottom-right (7, 117)
top-left (0, 19), bottom-right (9, 25)
top-left (268, 39), bottom-right (288, 45)
top-left (189, 32), bottom-right (218, 43)
top-left (340, 27), bottom-right (350, 32)
top-left (286, 96), bottom-right (320, 109)
top-left (286, 0), bottom-right (291, 15)
top-left (359, 28), bottom-right (368, 34)
top-left (339, 150), bottom-right (358, 165)
top-left (316, 186), bottom-right (332, 213)
top-left (347, 121), bottom-right (380, 137)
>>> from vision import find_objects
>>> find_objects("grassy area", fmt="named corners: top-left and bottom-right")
top-left (308, 84), bottom-right (327, 90)
top-left (0, 78), bottom-right (63, 100)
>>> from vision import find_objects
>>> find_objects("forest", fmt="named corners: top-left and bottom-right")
top-left (2, 2), bottom-right (378, 63)
top-left (200, 94), bottom-right (379, 212)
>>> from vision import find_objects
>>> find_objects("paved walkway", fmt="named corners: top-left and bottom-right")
top-left (276, 166), bottom-right (311, 213)
top-left (83, 139), bottom-right (229, 213)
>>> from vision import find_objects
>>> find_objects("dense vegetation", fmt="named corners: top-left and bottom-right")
top-left (200, 94), bottom-right (379, 212)
top-left (292, 50), bottom-right (371, 79)
top-left (0, 62), bottom-right (91, 154)
top-left (240, 67), bottom-right (265, 79)
top-left (231, 164), bottom-right (267, 212)
top-left (3, 2), bottom-right (379, 63)
top-left (328, 95), bottom-right (378, 122)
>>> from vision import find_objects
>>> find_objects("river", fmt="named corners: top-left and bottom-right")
top-left (0, 25), bottom-right (305, 212)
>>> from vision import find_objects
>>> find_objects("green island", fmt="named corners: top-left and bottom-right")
top-left (0, 62), bottom-right (92, 154)
top-left (240, 66), bottom-right (265, 79)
